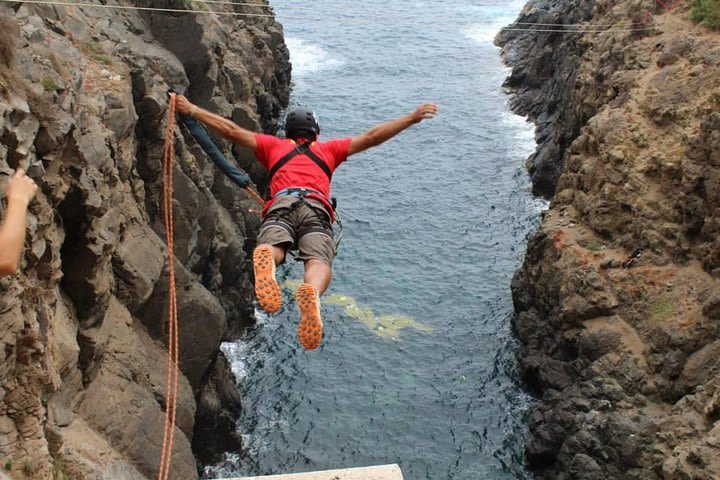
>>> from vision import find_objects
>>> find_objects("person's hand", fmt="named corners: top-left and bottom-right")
top-left (174, 94), bottom-right (197, 117)
top-left (411, 103), bottom-right (438, 124)
top-left (6, 169), bottom-right (37, 207)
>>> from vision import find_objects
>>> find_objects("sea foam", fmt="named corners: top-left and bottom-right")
top-left (285, 37), bottom-right (345, 76)
top-left (462, 15), bottom-right (518, 44)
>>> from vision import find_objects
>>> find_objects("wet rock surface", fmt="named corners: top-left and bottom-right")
top-left (0, 1), bottom-right (289, 478)
top-left (502, 1), bottom-right (720, 478)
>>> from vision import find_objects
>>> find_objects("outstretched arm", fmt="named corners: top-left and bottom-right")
top-left (348, 103), bottom-right (438, 156)
top-left (174, 95), bottom-right (258, 152)
top-left (0, 170), bottom-right (38, 276)
top-left (179, 116), bottom-right (251, 188)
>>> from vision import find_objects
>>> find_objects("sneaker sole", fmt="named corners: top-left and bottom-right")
top-left (297, 283), bottom-right (323, 350)
top-left (253, 246), bottom-right (281, 314)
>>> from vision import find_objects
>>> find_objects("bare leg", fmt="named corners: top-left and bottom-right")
top-left (303, 258), bottom-right (332, 295)
top-left (264, 243), bottom-right (287, 265)
top-left (297, 258), bottom-right (331, 350)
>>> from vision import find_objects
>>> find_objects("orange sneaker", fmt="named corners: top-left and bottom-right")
top-left (297, 283), bottom-right (323, 350)
top-left (252, 245), bottom-right (281, 314)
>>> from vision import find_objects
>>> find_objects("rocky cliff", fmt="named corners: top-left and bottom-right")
top-left (498, 0), bottom-right (720, 478)
top-left (0, 1), bottom-right (290, 478)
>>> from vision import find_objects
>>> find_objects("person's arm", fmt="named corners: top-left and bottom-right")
top-left (0, 169), bottom-right (38, 276)
top-left (178, 115), bottom-right (251, 188)
top-left (174, 94), bottom-right (258, 152)
top-left (348, 103), bottom-right (438, 156)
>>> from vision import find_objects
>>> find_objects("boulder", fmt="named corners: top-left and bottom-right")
top-left (677, 340), bottom-right (720, 393)
top-left (76, 297), bottom-right (197, 479)
top-left (139, 261), bottom-right (226, 391)
top-left (192, 352), bottom-right (243, 465)
top-left (113, 224), bottom-right (165, 313)
top-left (702, 284), bottom-right (720, 320)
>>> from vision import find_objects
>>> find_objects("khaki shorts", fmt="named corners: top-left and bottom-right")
top-left (257, 195), bottom-right (336, 266)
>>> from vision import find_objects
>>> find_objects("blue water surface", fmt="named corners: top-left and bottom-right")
top-left (206, 2), bottom-right (545, 479)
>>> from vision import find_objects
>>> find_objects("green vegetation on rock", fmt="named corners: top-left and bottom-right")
top-left (52, 458), bottom-right (69, 480)
top-left (41, 75), bottom-right (59, 92)
top-left (192, 0), bottom-right (210, 11)
top-left (692, 0), bottom-right (720, 29)
top-left (0, 74), bottom-right (8, 97)
top-left (93, 54), bottom-right (112, 65)
top-left (649, 295), bottom-right (674, 324)
top-left (22, 461), bottom-right (35, 476)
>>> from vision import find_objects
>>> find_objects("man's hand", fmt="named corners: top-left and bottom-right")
top-left (174, 94), bottom-right (196, 117)
top-left (410, 103), bottom-right (439, 124)
top-left (6, 169), bottom-right (37, 207)
top-left (348, 103), bottom-right (440, 156)
top-left (171, 94), bottom-right (258, 151)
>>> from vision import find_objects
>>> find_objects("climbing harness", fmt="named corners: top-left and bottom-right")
top-left (158, 93), bottom-right (180, 480)
top-left (268, 142), bottom-right (333, 182)
top-left (265, 142), bottom-right (335, 215)
top-left (264, 187), bottom-right (344, 251)
top-left (265, 140), bottom-right (344, 251)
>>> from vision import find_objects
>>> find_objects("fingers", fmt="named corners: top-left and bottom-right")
top-left (7, 169), bottom-right (38, 204)
top-left (415, 103), bottom-right (438, 121)
top-left (16, 170), bottom-right (38, 193)
top-left (173, 94), bottom-right (193, 115)
top-left (12, 169), bottom-right (35, 188)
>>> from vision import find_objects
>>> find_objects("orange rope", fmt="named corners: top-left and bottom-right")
top-left (157, 97), bottom-right (263, 479)
top-left (158, 93), bottom-right (180, 480)
top-left (244, 186), bottom-right (266, 208)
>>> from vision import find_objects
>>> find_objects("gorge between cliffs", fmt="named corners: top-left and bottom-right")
top-left (0, 0), bottom-right (719, 479)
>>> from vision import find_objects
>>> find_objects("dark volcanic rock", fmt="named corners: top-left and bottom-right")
top-left (495, 0), bottom-right (596, 196)
top-left (0, 2), bottom-right (290, 478)
top-left (503, 0), bottom-right (720, 478)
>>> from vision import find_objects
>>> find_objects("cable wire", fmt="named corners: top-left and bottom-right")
top-left (2, 0), bottom-right (662, 32)
top-left (205, 0), bottom-right (658, 27)
top-left (499, 26), bottom-right (656, 33)
top-left (0, 0), bottom-right (275, 17)
top-left (199, 0), bottom-right (661, 29)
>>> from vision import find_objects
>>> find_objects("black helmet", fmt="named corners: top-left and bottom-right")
top-left (285, 106), bottom-right (320, 139)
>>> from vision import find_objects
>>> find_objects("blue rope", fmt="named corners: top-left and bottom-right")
top-left (178, 115), bottom-right (251, 188)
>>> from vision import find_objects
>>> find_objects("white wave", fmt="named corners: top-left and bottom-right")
top-left (220, 341), bottom-right (250, 381)
top-left (501, 111), bottom-right (535, 139)
top-left (462, 16), bottom-right (518, 45)
top-left (286, 37), bottom-right (345, 76)
top-left (500, 111), bottom-right (537, 159)
top-left (253, 307), bottom-right (270, 325)
top-left (202, 452), bottom-right (243, 478)
top-left (528, 195), bottom-right (550, 214)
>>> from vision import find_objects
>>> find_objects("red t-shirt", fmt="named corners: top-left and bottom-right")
top-left (254, 134), bottom-right (351, 199)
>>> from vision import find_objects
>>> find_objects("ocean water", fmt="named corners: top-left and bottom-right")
top-left (205, 1), bottom-right (545, 479)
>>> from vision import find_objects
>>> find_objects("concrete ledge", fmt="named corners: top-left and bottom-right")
top-left (212, 464), bottom-right (404, 480)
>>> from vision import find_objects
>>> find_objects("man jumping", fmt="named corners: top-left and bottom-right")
top-left (174, 95), bottom-right (437, 350)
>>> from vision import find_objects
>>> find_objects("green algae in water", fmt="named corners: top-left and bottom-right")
top-left (280, 281), bottom-right (433, 338)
